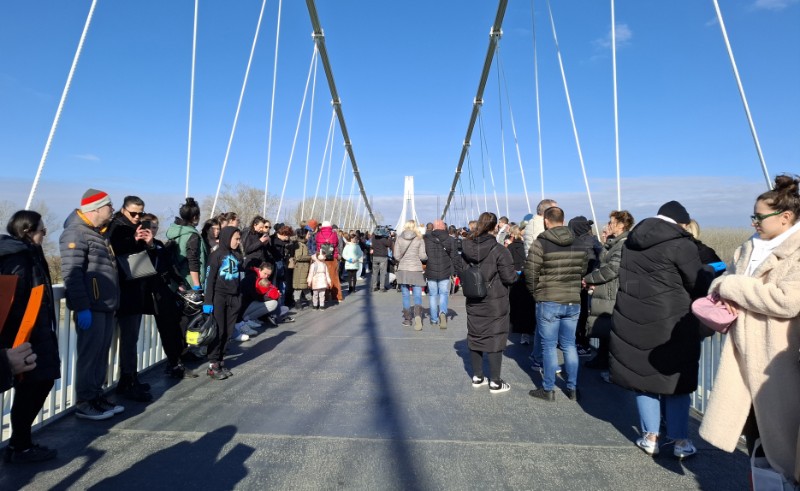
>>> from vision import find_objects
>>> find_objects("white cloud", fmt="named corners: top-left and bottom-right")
top-left (73, 154), bottom-right (101, 162)
top-left (753, 0), bottom-right (799, 11)
top-left (594, 23), bottom-right (633, 50)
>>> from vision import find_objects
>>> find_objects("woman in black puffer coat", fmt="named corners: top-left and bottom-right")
top-left (461, 212), bottom-right (518, 393)
top-left (610, 201), bottom-right (705, 459)
top-left (0, 210), bottom-right (60, 463)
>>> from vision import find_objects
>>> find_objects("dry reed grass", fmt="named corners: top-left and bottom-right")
top-left (700, 228), bottom-right (753, 265)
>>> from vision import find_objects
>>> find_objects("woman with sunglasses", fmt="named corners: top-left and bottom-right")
top-left (700, 174), bottom-right (800, 487)
top-left (0, 210), bottom-right (60, 463)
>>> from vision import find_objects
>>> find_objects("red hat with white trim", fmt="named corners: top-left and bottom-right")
top-left (80, 188), bottom-right (111, 213)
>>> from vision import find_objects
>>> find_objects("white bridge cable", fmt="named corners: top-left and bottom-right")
top-left (611, 0), bottom-right (622, 208)
top-left (712, 0), bottom-right (771, 190)
top-left (530, 0), bottom-right (545, 201)
top-left (545, 0), bottom-right (599, 234)
top-left (441, 0), bottom-right (509, 220)
top-left (495, 45), bottom-right (510, 218)
top-left (497, 50), bottom-right (533, 214)
top-left (211, 0), bottom-right (268, 217)
top-left (263, 0), bottom-right (284, 217)
top-left (322, 122), bottom-right (337, 219)
top-left (329, 150), bottom-right (347, 222)
top-left (26, 0), bottom-right (98, 210)
top-left (301, 46), bottom-right (320, 220)
top-left (185, 0), bottom-right (198, 199)
top-left (478, 112), bottom-right (501, 214)
top-left (340, 171), bottom-right (355, 227)
top-left (275, 46), bottom-right (319, 223)
top-left (465, 151), bottom-right (481, 218)
top-left (310, 110), bottom-right (336, 219)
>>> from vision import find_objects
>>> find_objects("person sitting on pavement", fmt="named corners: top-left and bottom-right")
top-left (241, 261), bottom-right (291, 330)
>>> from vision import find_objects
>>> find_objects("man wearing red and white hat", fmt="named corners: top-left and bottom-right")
top-left (59, 189), bottom-right (122, 421)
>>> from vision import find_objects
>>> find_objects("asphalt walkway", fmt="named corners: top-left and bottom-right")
top-left (1, 280), bottom-right (749, 490)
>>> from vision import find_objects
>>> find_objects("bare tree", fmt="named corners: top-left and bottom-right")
top-left (288, 196), bottom-right (383, 231)
top-left (200, 183), bottom-right (281, 227)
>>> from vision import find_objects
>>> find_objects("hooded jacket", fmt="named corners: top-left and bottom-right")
top-left (524, 226), bottom-right (588, 305)
top-left (203, 227), bottom-right (242, 307)
top-left (59, 209), bottom-right (120, 313)
top-left (315, 226), bottom-right (340, 260)
top-left (393, 230), bottom-right (427, 273)
top-left (609, 217), bottom-right (704, 395)
top-left (583, 231), bottom-right (628, 334)
top-left (460, 234), bottom-right (518, 352)
top-left (0, 235), bottom-right (61, 382)
top-left (423, 229), bottom-right (457, 281)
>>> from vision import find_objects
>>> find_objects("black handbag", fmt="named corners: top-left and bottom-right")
top-left (117, 250), bottom-right (157, 281)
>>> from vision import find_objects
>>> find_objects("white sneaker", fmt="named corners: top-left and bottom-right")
top-left (636, 436), bottom-right (659, 456)
top-left (670, 439), bottom-right (697, 460)
top-left (232, 333), bottom-right (250, 342)
top-left (489, 380), bottom-right (511, 394)
top-left (471, 376), bottom-right (489, 388)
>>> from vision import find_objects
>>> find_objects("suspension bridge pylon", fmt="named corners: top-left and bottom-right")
top-left (394, 176), bottom-right (419, 231)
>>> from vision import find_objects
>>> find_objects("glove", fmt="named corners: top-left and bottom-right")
top-left (347, 258), bottom-right (354, 263)
top-left (192, 285), bottom-right (202, 291)
top-left (76, 309), bottom-right (92, 330)
top-left (202, 305), bottom-right (213, 314)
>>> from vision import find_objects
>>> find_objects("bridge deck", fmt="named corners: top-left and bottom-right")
top-left (1, 282), bottom-right (748, 490)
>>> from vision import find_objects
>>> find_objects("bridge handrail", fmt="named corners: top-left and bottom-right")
top-left (1, 285), bottom-right (724, 441)
top-left (1, 284), bottom-right (167, 441)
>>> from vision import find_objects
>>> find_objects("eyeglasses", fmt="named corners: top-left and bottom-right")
top-left (126, 210), bottom-right (144, 218)
top-left (750, 210), bottom-right (783, 224)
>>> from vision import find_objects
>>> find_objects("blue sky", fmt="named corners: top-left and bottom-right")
top-left (1, 0), bottom-right (798, 230)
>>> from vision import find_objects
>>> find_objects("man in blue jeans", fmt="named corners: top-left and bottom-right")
top-left (524, 206), bottom-right (588, 402)
top-left (422, 220), bottom-right (458, 328)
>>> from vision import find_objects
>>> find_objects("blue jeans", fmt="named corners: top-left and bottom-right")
top-left (636, 392), bottom-right (690, 439)
top-left (401, 285), bottom-right (422, 310)
top-left (427, 279), bottom-right (450, 322)
top-left (536, 301), bottom-right (579, 391)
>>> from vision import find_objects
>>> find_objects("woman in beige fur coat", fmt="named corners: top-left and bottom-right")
top-left (699, 174), bottom-right (800, 485)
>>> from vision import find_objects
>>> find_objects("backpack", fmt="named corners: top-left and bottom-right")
top-left (320, 243), bottom-right (335, 261)
top-left (459, 241), bottom-right (496, 300)
top-left (185, 313), bottom-right (218, 347)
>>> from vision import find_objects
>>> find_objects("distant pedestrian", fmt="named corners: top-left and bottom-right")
top-left (394, 220), bottom-right (427, 329)
top-left (315, 221), bottom-right (342, 304)
top-left (307, 252), bottom-right (332, 310)
top-left (423, 219), bottom-right (457, 327)
top-left (342, 233), bottom-right (363, 294)
top-left (371, 227), bottom-right (393, 292)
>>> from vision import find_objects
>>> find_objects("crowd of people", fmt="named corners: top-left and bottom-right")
top-left (0, 175), bottom-right (797, 488)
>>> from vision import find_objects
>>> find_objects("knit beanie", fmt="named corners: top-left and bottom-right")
top-left (568, 216), bottom-right (594, 236)
top-left (321, 221), bottom-right (331, 228)
top-left (657, 201), bottom-right (691, 225)
top-left (307, 219), bottom-right (319, 230)
top-left (80, 189), bottom-right (111, 213)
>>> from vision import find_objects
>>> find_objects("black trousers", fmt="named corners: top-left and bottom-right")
top-left (10, 379), bottom-right (55, 449)
top-left (207, 294), bottom-right (241, 363)
top-left (154, 306), bottom-right (185, 366)
top-left (470, 350), bottom-right (503, 382)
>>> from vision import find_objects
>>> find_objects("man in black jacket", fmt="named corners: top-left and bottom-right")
top-left (525, 207), bottom-right (588, 402)
top-left (370, 227), bottom-right (393, 292)
top-left (423, 220), bottom-right (458, 327)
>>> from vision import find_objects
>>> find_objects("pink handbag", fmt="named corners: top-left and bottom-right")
top-left (692, 293), bottom-right (737, 334)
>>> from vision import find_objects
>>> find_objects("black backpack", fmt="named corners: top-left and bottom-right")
top-left (459, 241), bottom-right (497, 300)
top-left (320, 243), bottom-right (335, 261)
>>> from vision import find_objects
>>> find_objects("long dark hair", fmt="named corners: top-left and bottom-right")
top-left (469, 212), bottom-right (497, 240)
top-left (6, 210), bottom-right (43, 243)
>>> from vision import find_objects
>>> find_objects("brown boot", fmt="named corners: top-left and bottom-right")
top-left (413, 305), bottom-right (423, 331)
top-left (401, 309), bottom-right (412, 327)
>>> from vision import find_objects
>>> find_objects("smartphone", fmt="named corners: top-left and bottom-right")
top-left (140, 220), bottom-right (152, 230)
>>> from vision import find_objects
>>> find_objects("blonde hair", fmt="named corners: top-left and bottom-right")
top-left (403, 220), bottom-right (421, 238)
top-left (684, 219), bottom-right (700, 239)
top-left (509, 225), bottom-right (523, 240)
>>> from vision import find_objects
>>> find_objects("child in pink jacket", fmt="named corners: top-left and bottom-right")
top-left (307, 252), bottom-right (332, 310)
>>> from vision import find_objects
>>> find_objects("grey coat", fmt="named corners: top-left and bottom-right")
top-left (583, 231), bottom-right (628, 335)
top-left (394, 230), bottom-right (427, 286)
top-left (59, 210), bottom-right (120, 313)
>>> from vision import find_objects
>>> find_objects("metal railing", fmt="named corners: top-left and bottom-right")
top-left (1, 285), bottom-right (167, 442)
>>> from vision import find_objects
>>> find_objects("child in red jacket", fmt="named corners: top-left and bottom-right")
top-left (241, 262), bottom-right (289, 325)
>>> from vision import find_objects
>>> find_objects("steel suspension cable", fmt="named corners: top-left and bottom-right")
top-left (530, 0), bottom-right (545, 201)
top-left (310, 111), bottom-right (335, 219)
top-left (545, 0), bottom-right (599, 233)
top-left (712, 0), bottom-right (771, 189)
top-left (497, 51), bottom-right (533, 214)
top-left (322, 123), bottom-right (337, 218)
top-left (211, 0), bottom-right (268, 217)
top-left (441, 0), bottom-right (509, 220)
top-left (301, 46), bottom-right (320, 220)
top-left (276, 47), bottom-right (318, 222)
top-left (611, 0), bottom-right (622, 208)
top-left (339, 171), bottom-right (354, 226)
top-left (185, 0), bottom-right (198, 198)
top-left (495, 46), bottom-right (510, 218)
top-left (263, 0), bottom-right (284, 217)
top-left (478, 112), bottom-right (501, 214)
top-left (26, 0), bottom-right (98, 210)
top-left (329, 151), bottom-right (347, 222)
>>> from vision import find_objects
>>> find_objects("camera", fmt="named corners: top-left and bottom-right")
top-left (140, 220), bottom-right (152, 230)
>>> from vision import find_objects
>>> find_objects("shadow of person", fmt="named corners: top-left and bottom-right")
top-left (88, 425), bottom-right (254, 490)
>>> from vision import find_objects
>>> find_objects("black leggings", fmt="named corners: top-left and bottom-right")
top-left (347, 270), bottom-right (358, 290)
top-left (470, 350), bottom-right (503, 382)
top-left (10, 379), bottom-right (55, 449)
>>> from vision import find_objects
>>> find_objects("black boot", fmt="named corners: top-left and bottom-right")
top-left (116, 374), bottom-right (153, 402)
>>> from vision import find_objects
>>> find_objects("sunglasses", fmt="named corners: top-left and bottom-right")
top-left (750, 210), bottom-right (783, 224)
top-left (126, 210), bottom-right (145, 218)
